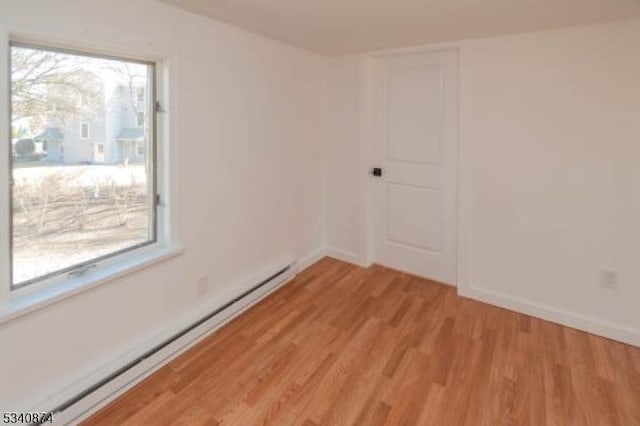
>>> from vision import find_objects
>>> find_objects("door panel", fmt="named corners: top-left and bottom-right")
top-left (372, 50), bottom-right (458, 284)
top-left (386, 65), bottom-right (443, 164)
top-left (385, 183), bottom-right (443, 252)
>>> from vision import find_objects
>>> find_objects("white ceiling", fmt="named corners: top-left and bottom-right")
top-left (159, 0), bottom-right (640, 55)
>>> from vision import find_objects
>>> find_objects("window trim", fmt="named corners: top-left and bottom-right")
top-left (2, 245), bottom-right (184, 325)
top-left (0, 31), bottom-right (10, 305)
top-left (6, 40), bottom-right (162, 291)
top-left (1, 32), bottom-right (178, 320)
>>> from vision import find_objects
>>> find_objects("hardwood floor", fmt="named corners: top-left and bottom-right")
top-left (84, 258), bottom-right (640, 426)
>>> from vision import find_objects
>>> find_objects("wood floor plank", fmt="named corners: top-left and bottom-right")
top-left (83, 258), bottom-right (640, 426)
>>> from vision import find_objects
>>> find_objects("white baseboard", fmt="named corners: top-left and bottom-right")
top-left (297, 246), bottom-right (367, 269)
top-left (323, 241), bottom-right (639, 347)
top-left (318, 245), bottom-right (639, 347)
top-left (325, 246), bottom-right (366, 267)
top-left (296, 246), bottom-right (328, 272)
top-left (459, 285), bottom-right (640, 348)
top-left (40, 260), bottom-right (300, 425)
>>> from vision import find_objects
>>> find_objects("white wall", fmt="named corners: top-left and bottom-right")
top-left (324, 56), bottom-right (361, 261)
top-left (325, 19), bottom-right (640, 345)
top-left (0, 0), bottom-right (327, 412)
top-left (460, 19), bottom-right (640, 345)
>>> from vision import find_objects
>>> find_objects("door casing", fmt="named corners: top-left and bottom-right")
top-left (360, 48), bottom-right (460, 286)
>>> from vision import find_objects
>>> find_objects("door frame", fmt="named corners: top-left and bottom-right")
top-left (356, 44), bottom-right (472, 289)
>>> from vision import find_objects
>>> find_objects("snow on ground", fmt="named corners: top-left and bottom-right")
top-left (13, 237), bottom-right (147, 285)
top-left (12, 164), bottom-right (148, 188)
top-left (11, 163), bottom-right (150, 285)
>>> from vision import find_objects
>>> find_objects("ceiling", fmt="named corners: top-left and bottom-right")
top-left (159, 0), bottom-right (640, 55)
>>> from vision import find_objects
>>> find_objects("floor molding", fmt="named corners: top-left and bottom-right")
top-left (325, 244), bottom-right (639, 348)
top-left (296, 246), bottom-right (327, 272)
top-left (325, 246), bottom-right (365, 267)
top-left (459, 285), bottom-right (640, 347)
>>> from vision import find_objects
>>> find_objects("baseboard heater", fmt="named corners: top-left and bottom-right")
top-left (37, 263), bottom-right (294, 425)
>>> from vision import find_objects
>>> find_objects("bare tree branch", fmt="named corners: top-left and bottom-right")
top-left (11, 46), bottom-right (102, 128)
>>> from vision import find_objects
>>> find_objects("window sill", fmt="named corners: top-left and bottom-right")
top-left (0, 245), bottom-right (184, 326)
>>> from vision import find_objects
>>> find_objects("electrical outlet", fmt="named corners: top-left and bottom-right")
top-left (600, 269), bottom-right (618, 290)
top-left (197, 276), bottom-right (210, 298)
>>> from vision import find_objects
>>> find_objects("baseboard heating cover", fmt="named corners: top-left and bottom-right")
top-left (38, 262), bottom-right (296, 425)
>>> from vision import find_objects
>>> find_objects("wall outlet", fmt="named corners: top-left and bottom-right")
top-left (197, 276), bottom-right (210, 298)
top-left (600, 269), bottom-right (618, 290)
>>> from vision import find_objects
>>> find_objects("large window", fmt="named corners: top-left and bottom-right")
top-left (9, 42), bottom-right (157, 289)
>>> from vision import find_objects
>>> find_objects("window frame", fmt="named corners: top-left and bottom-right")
top-left (6, 40), bottom-right (162, 292)
top-left (80, 122), bottom-right (90, 139)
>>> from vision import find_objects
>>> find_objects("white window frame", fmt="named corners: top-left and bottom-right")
top-left (80, 122), bottom-right (90, 139)
top-left (0, 33), bottom-right (181, 324)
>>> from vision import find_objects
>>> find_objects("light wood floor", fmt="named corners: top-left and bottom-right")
top-left (84, 258), bottom-right (640, 425)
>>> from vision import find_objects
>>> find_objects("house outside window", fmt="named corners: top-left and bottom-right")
top-left (136, 112), bottom-right (145, 127)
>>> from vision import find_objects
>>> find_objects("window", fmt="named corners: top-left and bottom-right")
top-left (136, 111), bottom-right (145, 127)
top-left (8, 42), bottom-right (158, 289)
top-left (137, 142), bottom-right (145, 156)
top-left (80, 122), bottom-right (90, 139)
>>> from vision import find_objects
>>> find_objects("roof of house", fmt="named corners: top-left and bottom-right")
top-left (117, 128), bottom-right (144, 140)
top-left (34, 127), bottom-right (63, 140)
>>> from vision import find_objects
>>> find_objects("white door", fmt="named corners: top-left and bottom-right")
top-left (371, 50), bottom-right (458, 284)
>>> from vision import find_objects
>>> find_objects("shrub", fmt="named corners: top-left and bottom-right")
top-left (15, 138), bottom-right (35, 157)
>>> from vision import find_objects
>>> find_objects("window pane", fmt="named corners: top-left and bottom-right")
top-left (81, 122), bottom-right (90, 138)
top-left (10, 44), bottom-right (156, 287)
